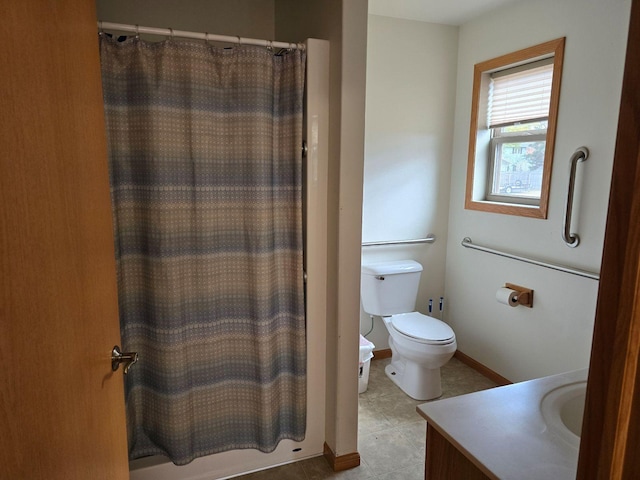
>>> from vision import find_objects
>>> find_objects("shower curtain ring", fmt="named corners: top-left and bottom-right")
top-left (98, 21), bottom-right (104, 36)
top-left (237, 35), bottom-right (242, 47)
top-left (267, 40), bottom-right (273, 52)
top-left (135, 24), bottom-right (140, 39)
top-left (205, 32), bottom-right (210, 45)
top-left (168, 27), bottom-right (174, 40)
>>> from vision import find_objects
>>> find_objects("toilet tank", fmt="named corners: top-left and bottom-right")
top-left (361, 260), bottom-right (423, 316)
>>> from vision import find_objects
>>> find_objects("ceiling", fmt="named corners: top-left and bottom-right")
top-left (368, 0), bottom-right (522, 26)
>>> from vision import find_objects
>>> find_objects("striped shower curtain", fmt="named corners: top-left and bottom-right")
top-left (99, 35), bottom-right (306, 465)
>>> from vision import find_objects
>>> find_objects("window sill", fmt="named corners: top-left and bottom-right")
top-left (464, 198), bottom-right (547, 219)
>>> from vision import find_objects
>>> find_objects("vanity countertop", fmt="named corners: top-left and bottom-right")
top-left (417, 368), bottom-right (588, 480)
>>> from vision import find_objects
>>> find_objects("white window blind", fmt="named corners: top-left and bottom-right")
top-left (488, 59), bottom-right (554, 128)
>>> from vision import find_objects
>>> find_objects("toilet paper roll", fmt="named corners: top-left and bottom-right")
top-left (496, 287), bottom-right (519, 307)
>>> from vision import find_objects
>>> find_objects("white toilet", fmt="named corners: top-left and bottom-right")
top-left (361, 260), bottom-right (456, 400)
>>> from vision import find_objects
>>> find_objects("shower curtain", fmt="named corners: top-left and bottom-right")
top-left (100, 34), bottom-right (306, 465)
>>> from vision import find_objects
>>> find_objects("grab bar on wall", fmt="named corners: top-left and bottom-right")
top-left (461, 237), bottom-right (600, 280)
top-left (362, 234), bottom-right (436, 247)
top-left (562, 147), bottom-right (589, 248)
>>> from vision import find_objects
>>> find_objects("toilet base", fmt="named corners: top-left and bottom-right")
top-left (385, 359), bottom-right (443, 401)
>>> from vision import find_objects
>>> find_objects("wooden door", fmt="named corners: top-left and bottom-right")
top-left (577, 0), bottom-right (640, 478)
top-left (0, 1), bottom-right (129, 479)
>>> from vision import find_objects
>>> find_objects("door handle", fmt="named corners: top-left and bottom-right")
top-left (111, 345), bottom-right (138, 374)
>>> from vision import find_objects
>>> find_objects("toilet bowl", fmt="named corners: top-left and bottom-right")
top-left (360, 260), bottom-right (457, 400)
top-left (382, 312), bottom-right (456, 400)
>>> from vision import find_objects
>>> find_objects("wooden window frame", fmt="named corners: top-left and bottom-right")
top-left (464, 38), bottom-right (565, 218)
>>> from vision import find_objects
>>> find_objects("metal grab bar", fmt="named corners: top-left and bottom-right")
top-left (362, 234), bottom-right (436, 247)
top-left (562, 147), bottom-right (589, 248)
top-left (461, 237), bottom-right (600, 281)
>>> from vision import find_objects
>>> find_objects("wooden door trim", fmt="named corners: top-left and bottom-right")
top-left (577, 0), bottom-right (640, 477)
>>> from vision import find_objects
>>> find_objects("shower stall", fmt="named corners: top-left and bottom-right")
top-left (99, 24), bottom-right (330, 479)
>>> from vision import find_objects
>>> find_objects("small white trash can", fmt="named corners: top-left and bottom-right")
top-left (358, 335), bottom-right (375, 393)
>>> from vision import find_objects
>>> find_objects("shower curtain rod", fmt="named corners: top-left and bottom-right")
top-left (98, 21), bottom-right (305, 50)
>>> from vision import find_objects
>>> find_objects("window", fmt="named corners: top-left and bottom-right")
top-left (465, 38), bottom-right (565, 218)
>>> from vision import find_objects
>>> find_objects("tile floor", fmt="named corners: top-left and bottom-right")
top-left (234, 356), bottom-right (497, 480)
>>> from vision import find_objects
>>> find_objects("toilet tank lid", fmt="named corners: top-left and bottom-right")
top-left (361, 260), bottom-right (423, 276)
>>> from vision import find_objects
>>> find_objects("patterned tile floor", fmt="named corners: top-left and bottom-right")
top-left (234, 356), bottom-right (497, 479)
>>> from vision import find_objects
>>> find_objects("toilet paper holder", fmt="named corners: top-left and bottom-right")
top-left (505, 283), bottom-right (534, 308)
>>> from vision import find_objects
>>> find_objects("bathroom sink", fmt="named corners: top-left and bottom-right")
top-left (540, 380), bottom-right (587, 448)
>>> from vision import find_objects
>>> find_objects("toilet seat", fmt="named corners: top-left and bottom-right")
top-left (389, 312), bottom-right (455, 345)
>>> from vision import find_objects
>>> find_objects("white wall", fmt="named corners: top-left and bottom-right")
top-left (96, 0), bottom-right (275, 39)
top-left (445, 0), bottom-right (631, 382)
top-left (362, 16), bottom-right (458, 349)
